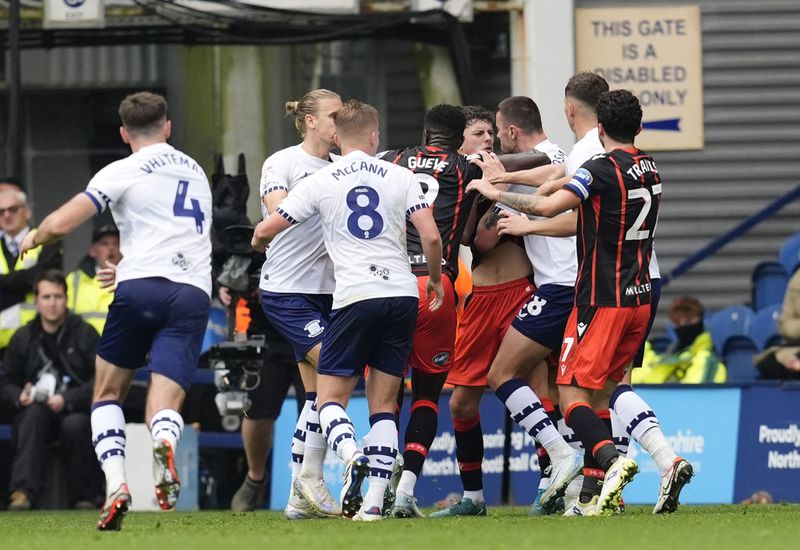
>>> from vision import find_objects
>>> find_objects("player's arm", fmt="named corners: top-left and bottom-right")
top-left (467, 179), bottom-right (580, 218)
top-left (262, 189), bottom-right (288, 215)
top-left (251, 211), bottom-right (292, 252)
top-left (473, 205), bottom-right (504, 252)
top-left (471, 152), bottom-right (563, 187)
top-left (497, 210), bottom-right (578, 238)
top-left (409, 207), bottom-right (444, 312)
top-left (20, 193), bottom-right (96, 255)
top-left (259, 156), bottom-right (290, 215)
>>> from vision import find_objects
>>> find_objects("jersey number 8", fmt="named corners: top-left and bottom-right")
top-left (346, 186), bottom-right (384, 240)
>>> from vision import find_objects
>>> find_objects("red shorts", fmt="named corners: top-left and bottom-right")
top-left (557, 304), bottom-right (651, 390)
top-left (449, 277), bottom-right (535, 386)
top-left (409, 275), bottom-right (458, 374)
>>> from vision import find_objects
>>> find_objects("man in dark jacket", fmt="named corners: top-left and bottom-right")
top-left (0, 269), bottom-right (101, 510)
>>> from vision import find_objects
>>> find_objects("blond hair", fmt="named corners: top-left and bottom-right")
top-left (285, 89), bottom-right (341, 137)
top-left (331, 100), bottom-right (379, 140)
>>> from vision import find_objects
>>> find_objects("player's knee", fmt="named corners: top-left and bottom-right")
top-left (449, 391), bottom-right (480, 420)
top-left (486, 368), bottom-right (510, 391)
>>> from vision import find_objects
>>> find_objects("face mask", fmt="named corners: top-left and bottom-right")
top-left (675, 322), bottom-right (704, 350)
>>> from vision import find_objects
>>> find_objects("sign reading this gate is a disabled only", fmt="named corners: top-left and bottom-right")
top-left (575, 5), bottom-right (704, 151)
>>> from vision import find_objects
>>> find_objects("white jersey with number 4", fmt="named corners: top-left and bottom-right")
top-left (276, 150), bottom-right (427, 309)
top-left (259, 144), bottom-right (336, 295)
top-left (84, 142), bottom-right (212, 296)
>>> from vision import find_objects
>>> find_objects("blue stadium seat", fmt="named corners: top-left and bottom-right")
top-left (709, 305), bottom-right (754, 355)
top-left (722, 335), bottom-right (759, 383)
top-left (751, 261), bottom-right (788, 311)
top-left (748, 304), bottom-right (783, 350)
top-left (778, 233), bottom-right (800, 275)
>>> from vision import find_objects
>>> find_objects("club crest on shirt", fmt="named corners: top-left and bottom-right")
top-left (432, 352), bottom-right (449, 366)
top-left (304, 320), bottom-right (324, 338)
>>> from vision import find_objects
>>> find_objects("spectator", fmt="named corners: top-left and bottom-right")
top-left (0, 270), bottom-right (101, 510)
top-left (0, 188), bottom-right (63, 355)
top-left (66, 224), bottom-right (122, 335)
top-left (754, 269), bottom-right (800, 380)
top-left (634, 296), bottom-right (727, 384)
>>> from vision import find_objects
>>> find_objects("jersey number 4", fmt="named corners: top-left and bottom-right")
top-left (173, 180), bottom-right (205, 234)
top-left (346, 186), bottom-right (384, 240)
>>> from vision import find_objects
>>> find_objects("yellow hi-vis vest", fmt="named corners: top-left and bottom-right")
top-left (0, 243), bottom-right (43, 349)
top-left (66, 268), bottom-right (113, 335)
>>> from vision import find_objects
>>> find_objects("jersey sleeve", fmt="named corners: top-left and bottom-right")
top-left (404, 170), bottom-right (429, 216)
top-left (274, 177), bottom-right (318, 225)
top-left (564, 156), bottom-right (610, 201)
top-left (259, 153), bottom-right (290, 197)
top-left (84, 163), bottom-right (128, 213)
top-left (464, 154), bottom-right (483, 182)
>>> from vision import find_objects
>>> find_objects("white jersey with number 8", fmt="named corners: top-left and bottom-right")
top-left (276, 150), bottom-right (427, 309)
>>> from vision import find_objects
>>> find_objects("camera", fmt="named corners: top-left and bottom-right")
top-left (209, 336), bottom-right (266, 419)
top-left (27, 370), bottom-right (58, 403)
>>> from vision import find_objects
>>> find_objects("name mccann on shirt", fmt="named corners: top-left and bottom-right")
top-left (331, 160), bottom-right (389, 181)
top-left (139, 152), bottom-right (204, 175)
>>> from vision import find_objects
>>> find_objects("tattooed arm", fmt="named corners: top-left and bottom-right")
top-left (467, 178), bottom-right (581, 218)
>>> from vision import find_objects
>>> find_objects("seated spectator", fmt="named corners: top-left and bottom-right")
top-left (754, 268), bottom-right (800, 380)
top-left (634, 296), bottom-right (727, 384)
top-left (0, 270), bottom-right (102, 510)
top-left (66, 224), bottom-right (122, 335)
top-left (0, 188), bottom-right (63, 355)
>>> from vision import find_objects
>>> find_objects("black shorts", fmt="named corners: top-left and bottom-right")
top-left (247, 334), bottom-right (305, 419)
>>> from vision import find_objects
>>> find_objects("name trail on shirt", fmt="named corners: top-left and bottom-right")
top-left (626, 158), bottom-right (659, 179)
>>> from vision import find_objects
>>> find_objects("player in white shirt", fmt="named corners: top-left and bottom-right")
top-left (251, 89), bottom-right (343, 519)
top-left (493, 73), bottom-right (691, 515)
top-left (252, 101), bottom-right (444, 521)
top-left (19, 92), bottom-right (212, 530)
top-left (457, 96), bottom-right (583, 515)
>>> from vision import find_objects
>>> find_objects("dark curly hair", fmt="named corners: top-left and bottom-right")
top-left (564, 72), bottom-right (609, 111)
top-left (424, 104), bottom-right (467, 144)
top-left (461, 105), bottom-right (493, 127)
top-left (596, 90), bottom-right (643, 143)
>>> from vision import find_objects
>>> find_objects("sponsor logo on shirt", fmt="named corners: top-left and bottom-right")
top-left (369, 264), bottom-right (390, 281)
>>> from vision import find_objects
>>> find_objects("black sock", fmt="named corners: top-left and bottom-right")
top-left (565, 402), bottom-right (619, 471)
top-left (536, 443), bottom-right (551, 478)
top-left (454, 414), bottom-right (484, 492)
top-left (579, 453), bottom-right (603, 502)
top-left (403, 400), bottom-right (439, 476)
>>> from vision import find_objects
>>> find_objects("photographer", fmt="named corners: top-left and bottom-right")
top-left (219, 287), bottom-right (304, 512)
top-left (0, 270), bottom-right (101, 510)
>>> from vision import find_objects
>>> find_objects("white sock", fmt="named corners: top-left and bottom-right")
top-left (496, 379), bottom-right (572, 459)
top-left (291, 396), bottom-right (312, 479)
top-left (639, 427), bottom-right (678, 474)
top-left (149, 408), bottom-right (184, 450)
top-left (362, 413), bottom-right (398, 511)
top-left (91, 401), bottom-right (127, 498)
top-left (396, 471), bottom-right (417, 496)
top-left (537, 476), bottom-right (551, 491)
top-left (611, 410), bottom-right (630, 457)
top-left (318, 402), bottom-right (358, 463)
top-left (464, 489), bottom-right (484, 503)
top-left (610, 385), bottom-right (675, 473)
top-left (557, 413), bottom-right (584, 451)
top-left (300, 396), bottom-right (327, 480)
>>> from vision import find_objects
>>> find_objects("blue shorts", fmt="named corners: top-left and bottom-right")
top-left (633, 277), bottom-right (662, 368)
top-left (510, 284), bottom-right (575, 351)
top-left (260, 291), bottom-right (333, 362)
top-left (318, 297), bottom-right (418, 378)
top-left (98, 278), bottom-right (210, 390)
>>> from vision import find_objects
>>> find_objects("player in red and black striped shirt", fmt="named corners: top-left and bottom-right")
top-left (468, 90), bottom-right (655, 515)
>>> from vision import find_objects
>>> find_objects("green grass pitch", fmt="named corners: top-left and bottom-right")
top-left (2, 505), bottom-right (799, 550)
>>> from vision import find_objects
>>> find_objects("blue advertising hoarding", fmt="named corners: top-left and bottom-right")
top-left (734, 385), bottom-right (800, 503)
top-left (622, 387), bottom-right (740, 504)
